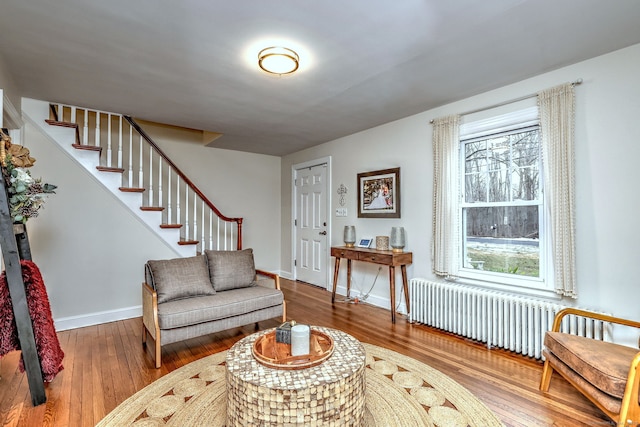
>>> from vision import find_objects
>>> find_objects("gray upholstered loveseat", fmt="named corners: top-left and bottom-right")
top-left (142, 248), bottom-right (285, 368)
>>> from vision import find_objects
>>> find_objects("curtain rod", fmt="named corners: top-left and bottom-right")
top-left (429, 78), bottom-right (582, 124)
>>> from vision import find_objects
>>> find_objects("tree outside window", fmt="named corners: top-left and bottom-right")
top-left (461, 126), bottom-right (542, 278)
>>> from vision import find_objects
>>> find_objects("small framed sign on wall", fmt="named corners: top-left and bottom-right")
top-left (357, 167), bottom-right (400, 218)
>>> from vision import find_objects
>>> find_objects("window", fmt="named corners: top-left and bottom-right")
top-left (432, 83), bottom-right (576, 297)
top-left (457, 106), bottom-right (552, 292)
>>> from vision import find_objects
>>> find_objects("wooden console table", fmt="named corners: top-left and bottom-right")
top-left (331, 246), bottom-right (412, 323)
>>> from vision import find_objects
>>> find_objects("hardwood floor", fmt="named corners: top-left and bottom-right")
top-left (0, 279), bottom-right (612, 427)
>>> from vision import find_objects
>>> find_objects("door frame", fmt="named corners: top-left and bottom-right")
top-left (291, 156), bottom-right (332, 289)
top-left (2, 91), bottom-right (25, 130)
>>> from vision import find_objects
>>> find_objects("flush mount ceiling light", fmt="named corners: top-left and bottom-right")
top-left (258, 46), bottom-right (299, 75)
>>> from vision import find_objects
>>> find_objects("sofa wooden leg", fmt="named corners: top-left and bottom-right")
top-left (154, 339), bottom-right (162, 369)
top-left (540, 359), bottom-right (553, 392)
top-left (282, 301), bottom-right (287, 322)
top-left (142, 325), bottom-right (147, 347)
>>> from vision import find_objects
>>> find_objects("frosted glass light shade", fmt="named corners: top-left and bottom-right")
top-left (344, 225), bottom-right (356, 247)
top-left (390, 227), bottom-right (405, 252)
top-left (258, 47), bottom-right (299, 74)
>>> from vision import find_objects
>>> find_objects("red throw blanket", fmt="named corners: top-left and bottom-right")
top-left (0, 260), bottom-right (64, 382)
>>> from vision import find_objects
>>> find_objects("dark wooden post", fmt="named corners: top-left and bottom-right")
top-left (14, 224), bottom-right (33, 261)
top-left (0, 179), bottom-right (46, 405)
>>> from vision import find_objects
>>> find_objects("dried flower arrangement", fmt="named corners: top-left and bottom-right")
top-left (1, 131), bottom-right (56, 223)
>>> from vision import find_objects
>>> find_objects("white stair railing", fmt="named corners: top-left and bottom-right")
top-left (49, 102), bottom-right (243, 252)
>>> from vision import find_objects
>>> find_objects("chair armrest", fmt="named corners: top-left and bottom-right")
top-left (256, 269), bottom-right (281, 290)
top-left (256, 270), bottom-right (286, 322)
top-left (142, 282), bottom-right (160, 341)
top-left (551, 308), bottom-right (640, 334)
top-left (621, 351), bottom-right (640, 422)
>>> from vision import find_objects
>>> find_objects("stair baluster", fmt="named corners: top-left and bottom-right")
top-left (117, 116), bottom-right (123, 169)
top-left (106, 113), bottom-right (112, 167)
top-left (95, 112), bottom-right (100, 148)
top-left (148, 145), bottom-right (153, 207)
top-left (127, 125), bottom-right (133, 188)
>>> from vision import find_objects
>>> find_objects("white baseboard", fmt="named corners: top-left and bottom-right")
top-left (276, 275), bottom-right (407, 315)
top-left (54, 305), bottom-right (142, 331)
top-left (333, 285), bottom-right (406, 315)
top-left (278, 270), bottom-right (292, 279)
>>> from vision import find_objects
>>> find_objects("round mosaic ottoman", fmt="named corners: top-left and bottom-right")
top-left (225, 326), bottom-right (366, 426)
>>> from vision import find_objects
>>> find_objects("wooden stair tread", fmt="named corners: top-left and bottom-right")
top-left (119, 187), bottom-right (145, 193)
top-left (72, 144), bottom-right (101, 152)
top-left (96, 166), bottom-right (125, 173)
top-left (140, 207), bottom-right (165, 212)
top-left (45, 119), bottom-right (77, 128)
top-left (178, 240), bottom-right (199, 246)
top-left (160, 224), bottom-right (182, 229)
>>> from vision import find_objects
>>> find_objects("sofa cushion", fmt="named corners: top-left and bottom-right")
top-left (157, 286), bottom-right (283, 330)
top-left (544, 332), bottom-right (638, 399)
top-left (147, 255), bottom-right (215, 304)
top-left (205, 249), bottom-right (256, 291)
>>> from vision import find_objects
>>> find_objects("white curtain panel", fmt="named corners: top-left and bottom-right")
top-left (538, 83), bottom-right (577, 298)
top-left (431, 115), bottom-right (461, 278)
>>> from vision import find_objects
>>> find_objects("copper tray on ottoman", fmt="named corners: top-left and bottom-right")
top-left (252, 329), bottom-right (334, 369)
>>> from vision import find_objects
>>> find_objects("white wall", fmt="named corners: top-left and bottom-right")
top-left (281, 44), bottom-right (640, 323)
top-left (21, 117), bottom-right (280, 330)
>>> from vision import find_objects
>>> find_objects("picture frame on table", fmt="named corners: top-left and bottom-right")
top-left (356, 238), bottom-right (373, 248)
top-left (357, 167), bottom-right (400, 218)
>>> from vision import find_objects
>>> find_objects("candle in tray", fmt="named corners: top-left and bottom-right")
top-left (290, 324), bottom-right (310, 356)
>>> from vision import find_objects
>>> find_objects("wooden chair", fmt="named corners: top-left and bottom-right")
top-left (540, 308), bottom-right (640, 427)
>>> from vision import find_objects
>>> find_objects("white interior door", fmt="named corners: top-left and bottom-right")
top-left (295, 163), bottom-right (328, 287)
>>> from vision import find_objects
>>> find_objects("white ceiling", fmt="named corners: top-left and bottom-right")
top-left (1, 0), bottom-right (640, 156)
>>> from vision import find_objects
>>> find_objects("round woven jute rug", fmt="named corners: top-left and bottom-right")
top-left (96, 343), bottom-right (503, 427)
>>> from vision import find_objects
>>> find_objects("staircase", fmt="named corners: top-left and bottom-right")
top-left (21, 98), bottom-right (242, 257)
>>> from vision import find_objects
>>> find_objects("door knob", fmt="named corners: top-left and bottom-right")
top-left (319, 231), bottom-right (327, 235)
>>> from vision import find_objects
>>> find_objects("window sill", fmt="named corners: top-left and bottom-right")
top-left (454, 269), bottom-right (561, 300)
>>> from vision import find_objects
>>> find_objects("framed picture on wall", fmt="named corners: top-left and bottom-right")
top-left (357, 167), bottom-right (400, 218)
